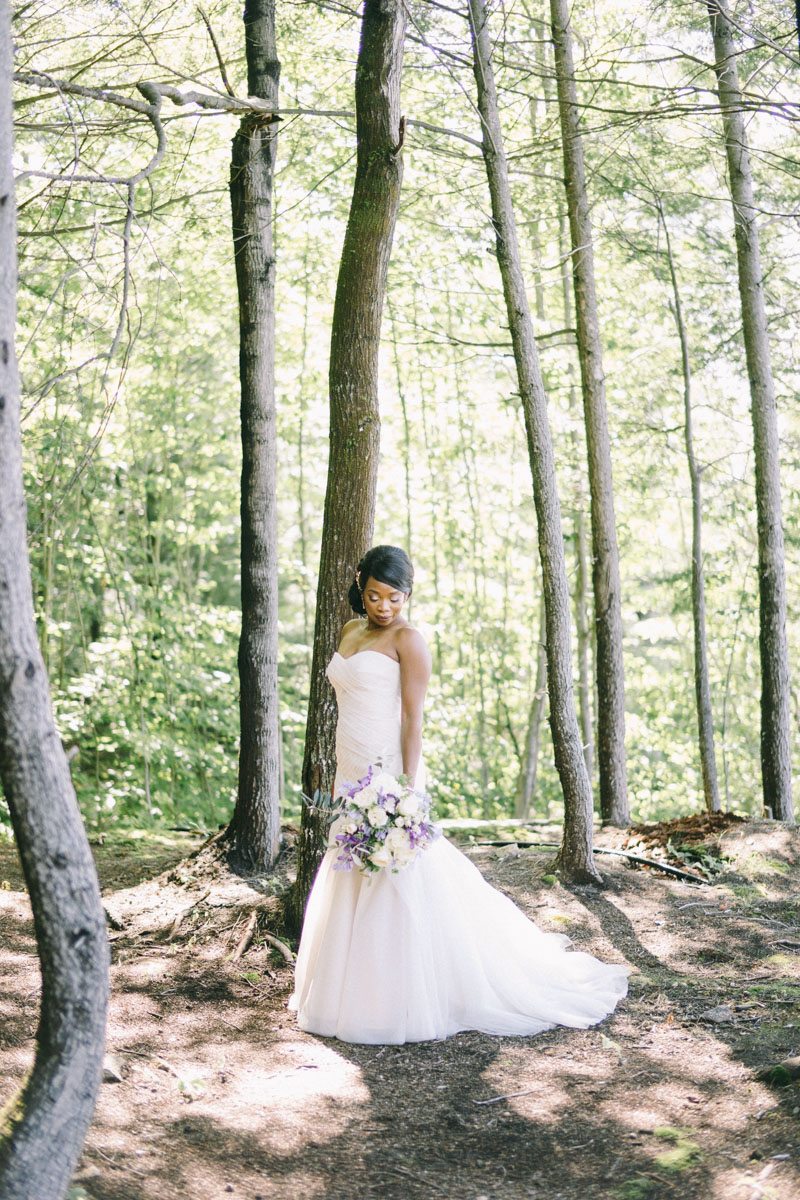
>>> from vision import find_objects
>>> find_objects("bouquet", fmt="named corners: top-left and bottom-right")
top-left (328, 767), bottom-right (440, 874)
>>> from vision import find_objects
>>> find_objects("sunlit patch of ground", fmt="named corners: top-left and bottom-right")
top-left (2, 824), bottom-right (800, 1199)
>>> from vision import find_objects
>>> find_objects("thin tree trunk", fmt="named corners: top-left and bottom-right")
top-left (448, 290), bottom-right (491, 816)
top-left (387, 294), bottom-right (413, 559)
top-left (290, 0), bottom-right (407, 930)
top-left (415, 285), bottom-right (443, 672)
top-left (550, 0), bottom-right (628, 826)
top-left (574, 508), bottom-right (594, 776)
top-left (515, 598), bottom-right (548, 819)
top-left (559, 214), bottom-right (594, 782)
top-left (707, 0), bottom-right (793, 822)
top-left (468, 0), bottom-right (600, 883)
top-left (0, 2), bottom-right (109, 1189)
top-left (658, 200), bottom-right (721, 813)
top-left (226, 0), bottom-right (282, 870)
top-left (297, 237), bottom-right (312, 645)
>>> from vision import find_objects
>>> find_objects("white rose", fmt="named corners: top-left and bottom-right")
top-left (367, 805), bottom-right (389, 828)
top-left (372, 771), bottom-right (401, 797)
top-left (369, 844), bottom-right (393, 869)
top-left (351, 783), bottom-right (378, 810)
top-left (385, 827), bottom-right (411, 856)
top-left (397, 791), bottom-right (421, 818)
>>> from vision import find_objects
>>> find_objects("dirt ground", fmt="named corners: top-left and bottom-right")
top-left (1, 816), bottom-right (799, 1200)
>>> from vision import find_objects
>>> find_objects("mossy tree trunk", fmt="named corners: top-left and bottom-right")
top-left (290, 0), bottom-right (407, 930)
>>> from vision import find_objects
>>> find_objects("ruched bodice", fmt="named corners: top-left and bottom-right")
top-left (325, 651), bottom-right (428, 796)
top-left (326, 651), bottom-right (403, 791)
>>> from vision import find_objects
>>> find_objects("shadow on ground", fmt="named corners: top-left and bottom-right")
top-left (2, 824), bottom-right (800, 1200)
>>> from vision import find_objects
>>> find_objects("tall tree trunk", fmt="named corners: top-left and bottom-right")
top-left (707, 0), bottom-right (793, 822)
top-left (226, 0), bottom-right (282, 870)
top-left (468, 0), bottom-right (600, 884)
top-left (297, 237), bottom-right (313, 645)
top-left (559, 214), bottom-right (595, 782)
top-left (574, 508), bottom-right (594, 776)
top-left (0, 2), bottom-right (109, 1190)
top-left (515, 598), bottom-right (548, 819)
top-left (658, 200), bottom-right (721, 813)
top-left (387, 295), bottom-right (413, 559)
top-left (550, 0), bottom-right (628, 826)
top-left (290, 0), bottom-right (407, 930)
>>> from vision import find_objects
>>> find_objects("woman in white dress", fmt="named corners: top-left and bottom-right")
top-left (290, 545), bottom-right (628, 1045)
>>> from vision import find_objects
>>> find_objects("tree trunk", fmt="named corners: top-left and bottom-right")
top-left (707, 0), bottom-right (793, 822)
top-left (297, 236), bottom-right (313, 645)
top-left (290, 0), bottom-right (407, 931)
top-left (658, 201), bottom-right (721, 813)
top-left (468, 0), bottom-right (600, 884)
top-left (226, 0), bottom-right (282, 870)
top-left (559, 213), bottom-right (595, 783)
top-left (0, 2), bottom-right (109, 1190)
top-left (574, 508), bottom-right (594, 778)
top-left (550, 0), bottom-right (628, 826)
top-left (515, 599), bottom-right (548, 819)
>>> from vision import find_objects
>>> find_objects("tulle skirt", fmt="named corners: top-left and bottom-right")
top-left (290, 835), bottom-right (629, 1045)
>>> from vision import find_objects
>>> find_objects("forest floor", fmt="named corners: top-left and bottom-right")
top-left (1, 815), bottom-right (800, 1200)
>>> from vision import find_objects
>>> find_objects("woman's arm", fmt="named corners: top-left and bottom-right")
top-left (397, 627), bottom-right (432, 785)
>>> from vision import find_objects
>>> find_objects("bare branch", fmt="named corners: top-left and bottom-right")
top-left (14, 71), bottom-right (484, 150)
top-left (197, 5), bottom-right (236, 97)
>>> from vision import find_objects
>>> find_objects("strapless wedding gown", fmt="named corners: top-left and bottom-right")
top-left (289, 650), bottom-right (628, 1045)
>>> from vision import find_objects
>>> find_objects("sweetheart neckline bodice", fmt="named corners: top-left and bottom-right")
top-left (332, 649), bottom-right (400, 666)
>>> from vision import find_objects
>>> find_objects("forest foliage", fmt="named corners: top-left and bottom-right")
top-left (4, 0), bottom-right (799, 838)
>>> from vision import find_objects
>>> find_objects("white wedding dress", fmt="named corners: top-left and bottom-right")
top-left (289, 650), bottom-right (628, 1045)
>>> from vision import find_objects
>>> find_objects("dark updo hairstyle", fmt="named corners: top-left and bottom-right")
top-left (348, 545), bottom-right (414, 615)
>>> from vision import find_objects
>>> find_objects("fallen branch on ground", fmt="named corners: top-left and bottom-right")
top-left (262, 932), bottom-right (295, 963)
top-left (231, 909), bottom-right (258, 961)
top-left (476, 841), bottom-right (714, 884)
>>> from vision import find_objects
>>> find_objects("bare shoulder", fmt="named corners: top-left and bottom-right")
top-left (395, 624), bottom-right (432, 670)
top-left (338, 617), bottom-right (365, 651)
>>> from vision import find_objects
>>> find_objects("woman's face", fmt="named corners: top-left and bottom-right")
top-left (362, 576), bottom-right (408, 628)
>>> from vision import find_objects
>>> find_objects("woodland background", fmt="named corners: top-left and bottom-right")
top-left (4, 0), bottom-right (799, 842)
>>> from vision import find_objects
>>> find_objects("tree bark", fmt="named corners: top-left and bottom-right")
top-left (0, 0), bottom-right (109, 1190)
top-left (707, 0), bottom-right (793, 822)
top-left (559, 214), bottom-right (595, 783)
top-left (290, 0), bottom-right (407, 930)
top-left (226, 0), bottom-right (282, 870)
top-left (550, 0), bottom-right (628, 826)
top-left (574, 507), bottom-right (594, 777)
top-left (515, 599), bottom-right (548, 819)
top-left (468, 0), bottom-right (601, 883)
top-left (658, 201), bottom-right (721, 813)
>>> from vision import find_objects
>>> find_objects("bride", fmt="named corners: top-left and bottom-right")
top-left (290, 545), bottom-right (628, 1045)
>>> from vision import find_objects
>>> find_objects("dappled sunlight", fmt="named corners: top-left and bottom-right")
top-left (119, 954), bottom-right (174, 985)
top-left (4, 829), bottom-right (800, 1197)
top-left (479, 1034), bottom-right (618, 1123)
